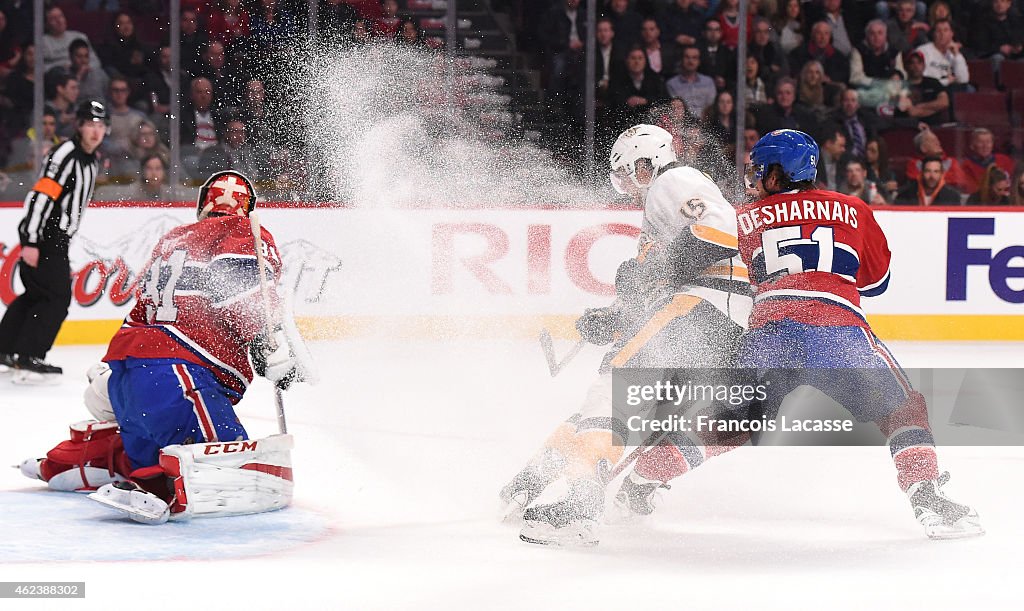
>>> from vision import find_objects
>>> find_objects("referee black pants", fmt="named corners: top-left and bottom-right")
top-left (0, 238), bottom-right (72, 359)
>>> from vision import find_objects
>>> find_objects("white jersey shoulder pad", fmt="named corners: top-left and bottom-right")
top-left (643, 165), bottom-right (736, 246)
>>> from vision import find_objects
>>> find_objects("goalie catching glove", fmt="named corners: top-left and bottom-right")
top-left (250, 326), bottom-right (302, 390)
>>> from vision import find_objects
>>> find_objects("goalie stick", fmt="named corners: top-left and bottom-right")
top-left (250, 212), bottom-right (288, 434)
top-left (280, 290), bottom-right (320, 384)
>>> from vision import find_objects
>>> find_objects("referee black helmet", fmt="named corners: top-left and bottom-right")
top-left (76, 100), bottom-right (110, 126)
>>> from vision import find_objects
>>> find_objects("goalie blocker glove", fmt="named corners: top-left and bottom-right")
top-left (250, 327), bottom-right (301, 390)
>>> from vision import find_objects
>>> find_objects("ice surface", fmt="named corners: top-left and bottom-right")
top-left (1, 340), bottom-right (1021, 610)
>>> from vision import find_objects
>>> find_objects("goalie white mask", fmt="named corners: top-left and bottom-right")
top-left (196, 170), bottom-right (257, 220)
top-left (608, 124), bottom-right (677, 194)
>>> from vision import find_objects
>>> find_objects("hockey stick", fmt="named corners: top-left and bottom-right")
top-left (539, 329), bottom-right (586, 377)
top-left (250, 212), bottom-right (288, 435)
top-left (599, 378), bottom-right (732, 484)
top-left (599, 429), bottom-right (671, 484)
top-left (543, 297), bottom-right (630, 377)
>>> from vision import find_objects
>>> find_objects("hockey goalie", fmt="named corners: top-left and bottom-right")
top-left (18, 171), bottom-right (306, 524)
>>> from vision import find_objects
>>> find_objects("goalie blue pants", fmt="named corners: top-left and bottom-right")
top-left (107, 357), bottom-right (247, 469)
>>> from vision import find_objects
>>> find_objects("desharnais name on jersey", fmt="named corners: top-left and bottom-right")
top-left (735, 189), bottom-right (892, 329)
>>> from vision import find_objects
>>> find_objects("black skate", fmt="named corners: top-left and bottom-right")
top-left (0, 353), bottom-right (15, 376)
top-left (520, 478), bottom-right (604, 547)
top-left (609, 472), bottom-right (668, 523)
top-left (12, 356), bottom-right (62, 386)
top-left (908, 472), bottom-right (984, 540)
top-left (499, 449), bottom-right (565, 523)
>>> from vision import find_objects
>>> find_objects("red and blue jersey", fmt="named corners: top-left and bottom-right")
top-left (735, 189), bottom-right (891, 329)
top-left (104, 215), bottom-right (283, 397)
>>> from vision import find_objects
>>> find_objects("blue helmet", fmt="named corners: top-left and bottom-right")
top-left (750, 129), bottom-right (819, 183)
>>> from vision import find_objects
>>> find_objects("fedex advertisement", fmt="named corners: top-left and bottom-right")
top-left (0, 203), bottom-right (1020, 343)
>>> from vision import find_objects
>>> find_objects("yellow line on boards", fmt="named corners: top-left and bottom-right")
top-left (51, 315), bottom-right (1024, 345)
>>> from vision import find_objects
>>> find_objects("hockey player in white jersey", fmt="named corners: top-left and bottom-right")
top-left (502, 125), bottom-right (752, 546)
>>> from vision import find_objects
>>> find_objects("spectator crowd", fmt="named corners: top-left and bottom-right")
top-left (537, 0), bottom-right (1024, 205)
top-left (2, 1), bottom-right (1024, 205)
top-left (0, 0), bottom-right (439, 201)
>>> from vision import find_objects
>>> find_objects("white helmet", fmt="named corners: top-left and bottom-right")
top-left (608, 124), bottom-right (677, 194)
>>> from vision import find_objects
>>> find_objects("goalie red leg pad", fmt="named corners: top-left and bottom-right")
top-left (158, 452), bottom-right (189, 515)
top-left (39, 421), bottom-right (133, 490)
top-left (127, 465), bottom-right (172, 501)
top-left (240, 463), bottom-right (294, 481)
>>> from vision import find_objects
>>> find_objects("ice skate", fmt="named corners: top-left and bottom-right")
top-left (608, 472), bottom-right (666, 524)
top-left (520, 478), bottom-right (604, 547)
top-left (17, 458), bottom-right (44, 481)
top-left (908, 472), bottom-right (984, 540)
top-left (89, 481), bottom-right (170, 525)
top-left (0, 353), bottom-right (15, 376)
top-left (11, 356), bottom-right (62, 386)
top-left (499, 448), bottom-right (565, 523)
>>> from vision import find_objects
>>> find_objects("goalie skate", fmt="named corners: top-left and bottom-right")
top-left (89, 481), bottom-right (170, 525)
top-left (17, 458), bottom-right (43, 481)
top-left (908, 472), bottom-right (984, 540)
top-left (519, 479), bottom-right (603, 547)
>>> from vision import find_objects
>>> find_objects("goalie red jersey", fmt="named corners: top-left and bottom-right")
top-left (735, 189), bottom-right (891, 329)
top-left (104, 215), bottom-right (283, 396)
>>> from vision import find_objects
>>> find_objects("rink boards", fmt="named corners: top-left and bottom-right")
top-left (0, 202), bottom-right (1021, 343)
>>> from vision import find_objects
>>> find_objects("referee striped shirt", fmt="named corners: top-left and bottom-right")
top-left (18, 139), bottom-right (99, 246)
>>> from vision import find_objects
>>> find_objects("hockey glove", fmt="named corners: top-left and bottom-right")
top-left (614, 258), bottom-right (643, 301)
top-left (250, 328), bottom-right (301, 390)
top-left (575, 307), bottom-right (622, 346)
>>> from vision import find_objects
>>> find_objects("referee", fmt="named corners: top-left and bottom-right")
top-left (0, 100), bottom-right (108, 382)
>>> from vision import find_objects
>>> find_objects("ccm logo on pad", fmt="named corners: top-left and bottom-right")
top-left (203, 441), bottom-right (258, 455)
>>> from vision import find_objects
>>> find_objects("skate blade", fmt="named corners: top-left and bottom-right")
top-left (11, 370), bottom-right (61, 386)
top-left (519, 519), bottom-right (599, 547)
top-left (88, 490), bottom-right (169, 525)
top-left (925, 519), bottom-right (985, 540)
